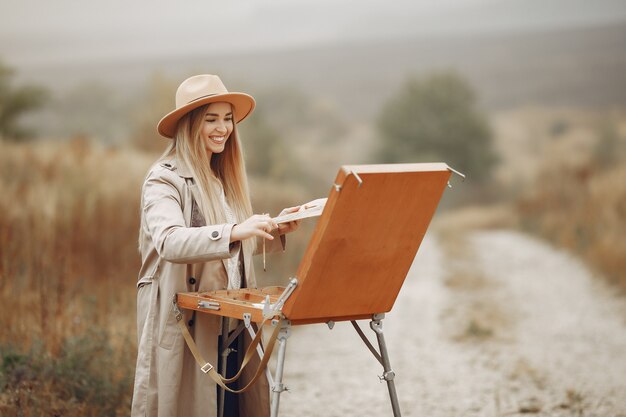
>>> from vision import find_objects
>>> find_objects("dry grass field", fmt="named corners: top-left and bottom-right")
top-left (518, 161), bottom-right (626, 288)
top-left (493, 107), bottom-right (626, 288)
top-left (0, 139), bottom-right (153, 415)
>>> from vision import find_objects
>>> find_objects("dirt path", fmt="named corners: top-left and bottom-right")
top-left (276, 230), bottom-right (626, 416)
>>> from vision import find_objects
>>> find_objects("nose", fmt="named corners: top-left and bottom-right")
top-left (215, 120), bottom-right (228, 134)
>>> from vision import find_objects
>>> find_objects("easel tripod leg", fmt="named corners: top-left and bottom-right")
top-left (370, 314), bottom-right (402, 417)
top-left (217, 316), bottom-right (229, 417)
top-left (270, 320), bottom-right (291, 417)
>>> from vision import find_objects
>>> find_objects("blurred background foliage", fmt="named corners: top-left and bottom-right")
top-left (375, 72), bottom-right (496, 183)
top-left (0, 61), bottom-right (48, 140)
top-left (1, 1), bottom-right (626, 413)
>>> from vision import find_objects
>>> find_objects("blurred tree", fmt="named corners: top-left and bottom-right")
top-left (239, 107), bottom-right (302, 182)
top-left (130, 73), bottom-right (178, 153)
top-left (255, 88), bottom-right (347, 142)
top-left (374, 72), bottom-right (496, 182)
top-left (593, 119), bottom-right (624, 169)
top-left (247, 87), bottom-right (348, 194)
top-left (51, 80), bottom-right (129, 143)
top-left (0, 61), bottom-right (48, 141)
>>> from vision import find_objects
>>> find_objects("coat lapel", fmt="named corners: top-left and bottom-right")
top-left (174, 157), bottom-right (231, 285)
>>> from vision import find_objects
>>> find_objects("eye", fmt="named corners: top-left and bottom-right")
top-left (205, 119), bottom-right (216, 123)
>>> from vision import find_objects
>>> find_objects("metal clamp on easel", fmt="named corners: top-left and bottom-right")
top-left (198, 300), bottom-right (220, 310)
top-left (334, 169), bottom-right (363, 192)
top-left (263, 278), bottom-right (298, 319)
top-left (447, 165), bottom-right (466, 188)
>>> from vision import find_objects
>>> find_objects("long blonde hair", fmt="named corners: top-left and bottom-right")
top-left (155, 103), bottom-right (256, 254)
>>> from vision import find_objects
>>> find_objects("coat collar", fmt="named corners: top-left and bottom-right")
top-left (161, 157), bottom-right (193, 179)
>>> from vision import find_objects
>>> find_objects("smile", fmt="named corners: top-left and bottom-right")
top-left (209, 136), bottom-right (225, 144)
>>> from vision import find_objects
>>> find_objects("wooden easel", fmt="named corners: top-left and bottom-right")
top-left (177, 163), bottom-right (455, 416)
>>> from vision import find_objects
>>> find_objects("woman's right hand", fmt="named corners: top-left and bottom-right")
top-left (230, 214), bottom-right (278, 242)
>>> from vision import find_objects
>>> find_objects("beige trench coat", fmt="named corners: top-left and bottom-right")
top-left (131, 157), bottom-right (285, 417)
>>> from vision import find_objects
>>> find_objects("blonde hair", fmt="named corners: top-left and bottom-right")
top-left (151, 102), bottom-right (256, 255)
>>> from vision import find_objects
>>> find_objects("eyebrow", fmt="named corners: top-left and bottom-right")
top-left (205, 112), bottom-right (233, 117)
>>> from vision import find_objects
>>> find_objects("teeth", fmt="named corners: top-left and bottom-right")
top-left (210, 136), bottom-right (225, 143)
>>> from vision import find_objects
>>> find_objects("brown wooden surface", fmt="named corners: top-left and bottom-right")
top-left (177, 289), bottom-right (282, 323)
top-left (281, 163), bottom-right (451, 322)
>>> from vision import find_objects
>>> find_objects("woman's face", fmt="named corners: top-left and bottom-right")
top-left (200, 102), bottom-right (234, 155)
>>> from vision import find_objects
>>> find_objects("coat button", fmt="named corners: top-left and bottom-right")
top-left (211, 231), bottom-right (219, 238)
top-left (188, 319), bottom-right (194, 327)
top-left (188, 277), bottom-right (196, 285)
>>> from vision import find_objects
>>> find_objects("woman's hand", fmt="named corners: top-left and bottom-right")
top-left (230, 214), bottom-right (278, 242)
top-left (276, 205), bottom-right (304, 235)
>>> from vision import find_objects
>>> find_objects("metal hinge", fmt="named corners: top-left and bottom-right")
top-left (447, 166), bottom-right (466, 188)
top-left (263, 278), bottom-right (298, 319)
top-left (198, 300), bottom-right (220, 310)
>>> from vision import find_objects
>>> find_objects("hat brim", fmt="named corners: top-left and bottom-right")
top-left (157, 92), bottom-right (255, 139)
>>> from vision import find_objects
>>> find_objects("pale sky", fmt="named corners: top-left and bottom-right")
top-left (1, 0), bottom-right (625, 68)
top-left (0, 0), bottom-right (473, 64)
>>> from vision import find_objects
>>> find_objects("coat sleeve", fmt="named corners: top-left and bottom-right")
top-left (142, 168), bottom-right (238, 264)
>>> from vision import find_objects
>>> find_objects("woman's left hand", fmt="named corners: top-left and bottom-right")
top-left (276, 205), bottom-right (304, 235)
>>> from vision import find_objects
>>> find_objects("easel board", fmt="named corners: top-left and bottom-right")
top-left (282, 163), bottom-right (451, 323)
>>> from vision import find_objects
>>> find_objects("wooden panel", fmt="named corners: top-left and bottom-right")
top-left (282, 163), bottom-right (451, 321)
top-left (177, 289), bottom-right (282, 323)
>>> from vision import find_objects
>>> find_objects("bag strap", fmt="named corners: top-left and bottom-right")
top-left (172, 299), bottom-right (281, 393)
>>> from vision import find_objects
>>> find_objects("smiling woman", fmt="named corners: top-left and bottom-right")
top-left (132, 74), bottom-right (303, 417)
top-left (201, 103), bottom-right (234, 154)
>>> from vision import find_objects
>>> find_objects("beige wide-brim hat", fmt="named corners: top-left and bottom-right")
top-left (157, 74), bottom-right (256, 139)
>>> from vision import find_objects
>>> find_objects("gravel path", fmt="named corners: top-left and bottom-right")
top-left (276, 230), bottom-right (626, 416)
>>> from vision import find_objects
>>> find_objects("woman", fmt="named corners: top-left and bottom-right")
top-left (132, 74), bottom-right (300, 417)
